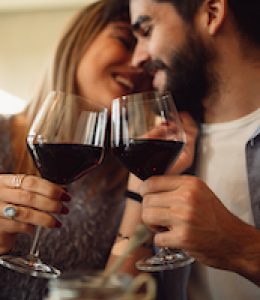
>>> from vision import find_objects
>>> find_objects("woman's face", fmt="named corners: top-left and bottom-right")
top-left (76, 20), bottom-right (152, 109)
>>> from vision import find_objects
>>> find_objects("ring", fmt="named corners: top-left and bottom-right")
top-left (11, 174), bottom-right (26, 189)
top-left (3, 205), bottom-right (17, 219)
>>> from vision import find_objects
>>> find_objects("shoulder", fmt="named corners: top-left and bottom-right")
top-left (0, 114), bottom-right (12, 145)
top-left (0, 114), bottom-right (11, 129)
top-left (0, 114), bottom-right (14, 172)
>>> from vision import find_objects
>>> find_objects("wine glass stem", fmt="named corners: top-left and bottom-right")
top-left (28, 226), bottom-right (42, 261)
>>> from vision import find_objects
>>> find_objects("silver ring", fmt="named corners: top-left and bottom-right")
top-left (12, 174), bottom-right (26, 189)
top-left (3, 205), bottom-right (17, 219)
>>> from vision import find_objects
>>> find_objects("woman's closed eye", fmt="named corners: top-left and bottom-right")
top-left (111, 24), bottom-right (136, 51)
top-left (115, 35), bottom-right (136, 50)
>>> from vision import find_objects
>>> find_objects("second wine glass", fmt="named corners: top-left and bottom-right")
top-left (111, 91), bottom-right (194, 272)
top-left (0, 91), bottom-right (107, 278)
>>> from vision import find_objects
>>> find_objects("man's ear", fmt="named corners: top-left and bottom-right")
top-left (199, 0), bottom-right (227, 35)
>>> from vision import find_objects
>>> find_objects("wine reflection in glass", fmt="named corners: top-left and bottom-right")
top-left (111, 91), bottom-right (194, 272)
top-left (0, 91), bottom-right (107, 278)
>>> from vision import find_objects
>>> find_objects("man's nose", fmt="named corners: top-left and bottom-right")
top-left (131, 42), bottom-right (150, 68)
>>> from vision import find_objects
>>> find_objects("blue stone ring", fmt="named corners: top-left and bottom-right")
top-left (3, 205), bottom-right (17, 219)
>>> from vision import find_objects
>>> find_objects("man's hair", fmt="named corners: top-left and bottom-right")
top-left (156, 0), bottom-right (203, 21)
top-left (156, 0), bottom-right (260, 46)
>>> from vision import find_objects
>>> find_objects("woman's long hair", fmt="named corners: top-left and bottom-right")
top-left (16, 0), bottom-right (129, 195)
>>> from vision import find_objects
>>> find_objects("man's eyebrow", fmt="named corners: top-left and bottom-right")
top-left (132, 15), bottom-right (151, 32)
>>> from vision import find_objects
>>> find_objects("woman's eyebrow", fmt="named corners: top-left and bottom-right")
top-left (112, 25), bottom-right (133, 33)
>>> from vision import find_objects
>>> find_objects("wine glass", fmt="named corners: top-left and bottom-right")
top-left (111, 91), bottom-right (194, 272)
top-left (0, 91), bottom-right (107, 278)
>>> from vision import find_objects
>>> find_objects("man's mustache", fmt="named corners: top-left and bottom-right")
top-left (143, 59), bottom-right (170, 76)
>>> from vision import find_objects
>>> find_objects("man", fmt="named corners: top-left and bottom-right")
top-left (129, 0), bottom-right (260, 299)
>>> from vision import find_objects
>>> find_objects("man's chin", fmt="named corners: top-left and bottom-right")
top-left (153, 70), bottom-right (167, 93)
top-left (154, 86), bottom-right (166, 95)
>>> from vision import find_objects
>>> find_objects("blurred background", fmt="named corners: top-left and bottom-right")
top-left (0, 0), bottom-right (95, 114)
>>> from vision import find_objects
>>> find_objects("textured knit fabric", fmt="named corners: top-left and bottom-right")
top-left (0, 115), bottom-right (127, 300)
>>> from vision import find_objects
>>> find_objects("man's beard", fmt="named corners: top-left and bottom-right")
top-left (146, 31), bottom-right (217, 123)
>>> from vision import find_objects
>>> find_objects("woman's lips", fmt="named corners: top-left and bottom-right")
top-left (113, 74), bottom-right (134, 93)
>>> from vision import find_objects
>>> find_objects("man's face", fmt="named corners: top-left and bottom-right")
top-left (130, 0), bottom-right (216, 121)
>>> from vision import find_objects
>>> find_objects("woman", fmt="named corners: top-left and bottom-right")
top-left (0, 1), bottom-right (151, 299)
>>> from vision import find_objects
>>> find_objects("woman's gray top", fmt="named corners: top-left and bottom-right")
top-left (0, 115), bottom-right (126, 300)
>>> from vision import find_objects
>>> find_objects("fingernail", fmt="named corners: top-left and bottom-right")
top-left (55, 220), bottom-right (62, 228)
top-left (61, 206), bottom-right (69, 215)
top-left (161, 121), bottom-right (169, 126)
top-left (61, 193), bottom-right (71, 202)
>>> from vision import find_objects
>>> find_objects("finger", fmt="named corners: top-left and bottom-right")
top-left (179, 112), bottom-right (199, 145)
top-left (0, 174), bottom-right (71, 202)
top-left (180, 115), bottom-right (198, 146)
top-left (154, 230), bottom-right (182, 249)
top-left (0, 218), bottom-right (34, 235)
top-left (166, 145), bottom-right (195, 174)
top-left (0, 188), bottom-right (65, 213)
top-left (154, 225), bottom-right (196, 251)
top-left (142, 123), bottom-right (179, 140)
top-left (142, 191), bottom-right (179, 209)
top-left (0, 204), bottom-right (62, 228)
top-left (142, 198), bottom-right (189, 226)
top-left (142, 207), bottom-right (173, 228)
top-left (140, 175), bottom-right (192, 195)
top-left (179, 112), bottom-right (198, 132)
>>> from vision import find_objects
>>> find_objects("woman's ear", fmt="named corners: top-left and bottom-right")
top-left (198, 0), bottom-right (227, 36)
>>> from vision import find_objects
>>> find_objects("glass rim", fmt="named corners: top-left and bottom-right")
top-left (48, 90), bottom-right (108, 113)
top-left (112, 90), bottom-right (172, 103)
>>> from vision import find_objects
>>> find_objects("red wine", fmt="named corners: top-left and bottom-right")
top-left (112, 139), bottom-right (184, 180)
top-left (27, 143), bottom-right (103, 185)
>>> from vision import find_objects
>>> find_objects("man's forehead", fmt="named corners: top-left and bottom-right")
top-left (130, 0), bottom-right (156, 16)
top-left (130, 0), bottom-right (157, 23)
top-left (130, 0), bottom-right (175, 26)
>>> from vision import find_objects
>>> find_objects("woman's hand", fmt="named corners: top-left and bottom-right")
top-left (0, 174), bottom-right (71, 254)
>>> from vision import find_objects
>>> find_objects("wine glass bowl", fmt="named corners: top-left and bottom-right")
top-left (111, 91), bottom-right (186, 181)
top-left (27, 92), bottom-right (107, 185)
top-left (0, 91), bottom-right (107, 278)
top-left (111, 91), bottom-right (194, 272)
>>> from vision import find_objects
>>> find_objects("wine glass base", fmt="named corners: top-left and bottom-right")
top-left (0, 255), bottom-right (61, 279)
top-left (136, 251), bottom-right (194, 272)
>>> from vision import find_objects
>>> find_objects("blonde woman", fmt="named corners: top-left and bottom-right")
top-left (0, 0), bottom-right (151, 299)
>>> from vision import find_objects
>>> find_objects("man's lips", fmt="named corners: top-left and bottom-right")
top-left (112, 68), bottom-right (145, 93)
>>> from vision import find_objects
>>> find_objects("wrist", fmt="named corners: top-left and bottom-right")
top-left (230, 227), bottom-right (260, 286)
top-left (125, 190), bottom-right (143, 202)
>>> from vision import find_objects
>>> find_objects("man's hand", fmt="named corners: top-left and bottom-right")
top-left (167, 112), bottom-right (198, 174)
top-left (140, 175), bottom-right (260, 285)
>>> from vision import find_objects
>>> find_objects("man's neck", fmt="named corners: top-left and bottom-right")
top-left (204, 43), bottom-right (260, 124)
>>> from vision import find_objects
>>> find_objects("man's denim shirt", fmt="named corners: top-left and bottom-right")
top-left (159, 125), bottom-right (260, 300)
top-left (246, 126), bottom-right (260, 229)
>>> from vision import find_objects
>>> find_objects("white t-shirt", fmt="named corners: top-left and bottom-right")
top-left (188, 108), bottom-right (260, 300)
